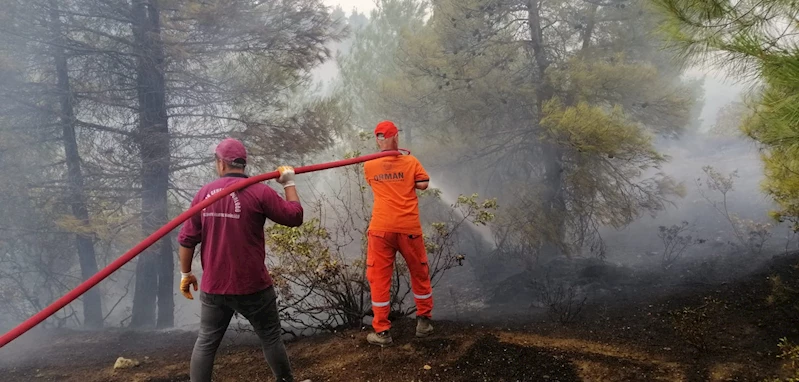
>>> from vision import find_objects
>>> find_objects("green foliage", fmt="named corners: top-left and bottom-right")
top-left (541, 99), bottom-right (662, 162)
top-left (528, 98), bottom-right (686, 255)
top-left (765, 338), bottom-right (799, 382)
top-left (549, 55), bottom-right (696, 137)
top-left (765, 263), bottom-right (799, 380)
top-left (266, 217), bottom-right (368, 330)
top-left (337, 0), bottom-right (430, 129)
top-left (652, 0), bottom-right (799, 228)
top-left (765, 260), bottom-right (799, 329)
top-left (0, 0), bottom-right (347, 329)
top-left (710, 101), bottom-right (750, 137)
top-left (455, 194), bottom-right (498, 226)
top-left (336, 0), bottom-right (701, 259)
top-left (767, 274), bottom-right (799, 312)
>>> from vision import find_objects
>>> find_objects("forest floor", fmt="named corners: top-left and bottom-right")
top-left (3, 252), bottom-right (799, 382)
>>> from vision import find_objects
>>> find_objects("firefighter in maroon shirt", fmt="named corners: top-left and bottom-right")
top-left (177, 138), bottom-right (302, 382)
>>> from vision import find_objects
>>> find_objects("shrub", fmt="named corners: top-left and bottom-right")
top-left (766, 270), bottom-right (799, 322)
top-left (765, 338), bottom-right (799, 382)
top-left (529, 273), bottom-right (587, 324)
top-left (698, 166), bottom-right (774, 256)
top-left (658, 220), bottom-right (705, 269)
top-left (669, 296), bottom-right (726, 351)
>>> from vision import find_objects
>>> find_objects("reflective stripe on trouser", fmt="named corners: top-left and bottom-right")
top-left (366, 230), bottom-right (433, 333)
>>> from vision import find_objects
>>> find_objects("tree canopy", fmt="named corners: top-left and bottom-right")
top-left (0, 0), bottom-right (344, 329)
top-left (651, 0), bottom-right (799, 229)
top-left (338, 0), bottom-right (701, 260)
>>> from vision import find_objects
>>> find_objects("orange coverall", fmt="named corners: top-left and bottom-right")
top-left (364, 153), bottom-right (432, 333)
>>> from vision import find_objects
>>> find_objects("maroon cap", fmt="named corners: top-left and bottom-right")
top-left (215, 138), bottom-right (247, 164)
top-left (374, 120), bottom-right (401, 139)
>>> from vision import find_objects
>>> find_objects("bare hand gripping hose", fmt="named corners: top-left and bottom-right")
top-left (0, 150), bottom-right (402, 348)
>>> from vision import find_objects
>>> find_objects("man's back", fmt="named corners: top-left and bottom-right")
top-left (364, 154), bottom-right (429, 235)
top-left (179, 139), bottom-right (302, 382)
top-left (178, 174), bottom-right (303, 295)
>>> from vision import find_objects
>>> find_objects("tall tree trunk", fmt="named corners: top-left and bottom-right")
top-left (47, 0), bottom-right (104, 329)
top-left (581, 4), bottom-right (599, 52)
top-left (527, 0), bottom-right (567, 257)
top-left (565, 4), bottom-right (598, 108)
top-left (130, 0), bottom-right (174, 328)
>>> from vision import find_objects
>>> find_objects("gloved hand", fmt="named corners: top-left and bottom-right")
top-left (277, 166), bottom-right (296, 188)
top-left (180, 272), bottom-right (198, 300)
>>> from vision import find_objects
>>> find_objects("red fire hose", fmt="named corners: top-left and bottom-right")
top-left (0, 150), bottom-right (403, 348)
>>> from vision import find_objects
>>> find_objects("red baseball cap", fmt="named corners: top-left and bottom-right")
top-left (215, 138), bottom-right (247, 164)
top-left (374, 120), bottom-right (401, 139)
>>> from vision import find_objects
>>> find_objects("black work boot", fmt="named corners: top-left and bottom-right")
top-left (416, 316), bottom-right (434, 338)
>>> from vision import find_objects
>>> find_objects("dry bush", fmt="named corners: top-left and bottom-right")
top-left (765, 338), bottom-right (799, 382)
top-left (697, 166), bottom-right (774, 256)
top-left (669, 296), bottom-right (727, 351)
top-left (658, 220), bottom-right (705, 269)
top-left (529, 273), bottom-right (587, 324)
top-left (766, 268), bottom-right (799, 323)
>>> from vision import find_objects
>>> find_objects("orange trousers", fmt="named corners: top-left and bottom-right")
top-left (366, 231), bottom-right (433, 333)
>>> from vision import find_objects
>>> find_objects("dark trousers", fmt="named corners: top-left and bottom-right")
top-left (190, 286), bottom-right (293, 382)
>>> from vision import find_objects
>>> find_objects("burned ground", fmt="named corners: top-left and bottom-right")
top-left (3, 252), bottom-right (799, 381)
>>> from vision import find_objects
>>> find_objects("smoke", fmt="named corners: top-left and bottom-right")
top-left (400, 68), bottom-right (794, 323)
top-left (0, 2), bottom-right (789, 361)
top-left (0, 325), bottom-right (50, 367)
top-left (428, 175), bottom-right (496, 249)
top-left (284, 58), bottom-right (782, 324)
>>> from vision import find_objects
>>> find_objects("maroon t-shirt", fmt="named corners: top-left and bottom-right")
top-left (177, 173), bottom-right (303, 295)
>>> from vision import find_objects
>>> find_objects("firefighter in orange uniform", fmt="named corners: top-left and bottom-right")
top-left (363, 120), bottom-right (433, 346)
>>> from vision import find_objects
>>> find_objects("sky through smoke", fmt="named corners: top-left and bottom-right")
top-left (325, 0), bottom-right (376, 13)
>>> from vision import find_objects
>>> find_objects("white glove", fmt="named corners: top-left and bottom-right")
top-left (277, 166), bottom-right (296, 188)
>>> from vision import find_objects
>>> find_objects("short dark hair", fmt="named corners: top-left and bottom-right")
top-left (215, 154), bottom-right (246, 169)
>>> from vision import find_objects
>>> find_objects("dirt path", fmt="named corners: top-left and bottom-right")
top-left (0, 317), bottom-right (780, 382)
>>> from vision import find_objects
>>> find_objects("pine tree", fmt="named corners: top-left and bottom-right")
top-left (651, 0), bottom-right (799, 228)
top-left (0, 0), bottom-right (345, 329)
top-left (340, 0), bottom-right (701, 259)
